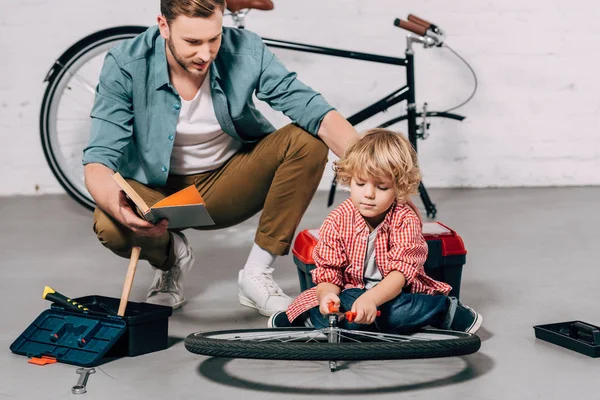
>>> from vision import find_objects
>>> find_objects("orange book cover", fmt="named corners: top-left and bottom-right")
top-left (112, 173), bottom-right (215, 229)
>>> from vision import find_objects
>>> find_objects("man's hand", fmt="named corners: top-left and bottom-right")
top-left (115, 191), bottom-right (168, 237)
top-left (319, 292), bottom-right (341, 316)
top-left (316, 110), bottom-right (359, 158)
top-left (351, 294), bottom-right (379, 325)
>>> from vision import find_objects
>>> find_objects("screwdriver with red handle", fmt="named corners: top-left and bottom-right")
top-left (328, 303), bottom-right (381, 323)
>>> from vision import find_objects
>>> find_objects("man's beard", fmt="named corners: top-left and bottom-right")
top-left (168, 38), bottom-right (206, 76)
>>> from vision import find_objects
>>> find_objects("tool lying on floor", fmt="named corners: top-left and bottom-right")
top-left (72, 367), bottom-right (95, 395)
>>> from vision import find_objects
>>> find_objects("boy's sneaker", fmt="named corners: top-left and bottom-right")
top-left (146, 232), bottom-right (195, 309)
top-left (450, 302), bottom-right (483, 334)
top-left (267, 311), bottom-right (310, 328)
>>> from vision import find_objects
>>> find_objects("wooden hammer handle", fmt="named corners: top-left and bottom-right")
top-left (117, 246), bottom-right (141, 316)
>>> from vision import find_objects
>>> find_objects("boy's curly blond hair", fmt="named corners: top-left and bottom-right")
top-left (334, 128), bottom-right (421, 202)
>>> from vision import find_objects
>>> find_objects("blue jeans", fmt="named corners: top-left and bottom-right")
top-left (309, 288), bottom-right (453, 333)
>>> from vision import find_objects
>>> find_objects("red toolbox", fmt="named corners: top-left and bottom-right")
top-left (293, 222), bottom-right (467, 298)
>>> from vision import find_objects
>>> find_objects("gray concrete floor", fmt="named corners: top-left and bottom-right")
top-left (1, 187), bottom-right (599, 399)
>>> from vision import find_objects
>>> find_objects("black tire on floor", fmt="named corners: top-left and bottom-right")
top-left (185, 328), bottom-right (481, 361)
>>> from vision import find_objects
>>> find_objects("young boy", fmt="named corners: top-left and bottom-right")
top-left (268, 128), bottom-right (483, 333)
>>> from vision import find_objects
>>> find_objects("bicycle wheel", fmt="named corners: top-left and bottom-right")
top-left (40, 26), bottom-right (148, 210)
top-left (185, 327), bottom-right (480, 361)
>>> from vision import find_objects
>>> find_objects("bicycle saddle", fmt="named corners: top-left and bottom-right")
top-left (226, 0), bottom-right (274, 12)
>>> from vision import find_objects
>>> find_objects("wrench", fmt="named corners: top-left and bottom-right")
top-left (72, 367), bottom-right (95, 395)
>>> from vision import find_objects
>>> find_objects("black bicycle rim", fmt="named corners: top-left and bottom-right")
top-left (185, 328), bottom-right (480, 361)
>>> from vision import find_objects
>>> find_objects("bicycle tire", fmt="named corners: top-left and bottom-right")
top-left (40, 26), bottom-right (148, 211)
top-left (185, 327), bottom-right (480, 361)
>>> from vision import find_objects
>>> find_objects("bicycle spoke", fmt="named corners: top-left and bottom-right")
top-left (220, 329), bottom-right (329, 343)
top-left (278, 333), bottom-right (323, 343)
top-left (336, 332), bottom-right (363, 343)
top-left (58, 92), bottom-right (95, 113)
top-left (57, 61), bottom-right (97, 94)
top-left (205, 327), bottom-right (461, 346)
top-left (336, 329), bottom-right (430, 342)
top-left (54, 126), bottom-right (89, 139)
top-left (56, 117), bottom-right (92, 123)
top-left (337, 330), bottom-right (397, 343)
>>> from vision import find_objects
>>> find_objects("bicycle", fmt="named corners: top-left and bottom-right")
top-left (184, 303), bottom-right (481, 372)
top-left (40, 5), bottom-right (475, 218)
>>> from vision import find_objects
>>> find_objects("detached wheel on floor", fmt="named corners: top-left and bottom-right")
top-left (185, 327), bottom-right (480, 361)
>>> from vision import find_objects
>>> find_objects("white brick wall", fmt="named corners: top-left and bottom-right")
top-left (1, 0), bottom-right (598, 197)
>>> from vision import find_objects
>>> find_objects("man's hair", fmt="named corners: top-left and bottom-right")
top-left (334, 128), bottom-right (422, 202)
top-left (161, 0), bottom-right (226, 23)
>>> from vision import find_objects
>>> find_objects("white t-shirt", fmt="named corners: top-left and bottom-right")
top-left (363, 228), bottom-right (383, 289)
top-left (169, 72), bottom-right (241, 175)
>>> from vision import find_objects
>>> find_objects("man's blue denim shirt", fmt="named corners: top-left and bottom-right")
top-left (83, 26), bottom-right (334, 186)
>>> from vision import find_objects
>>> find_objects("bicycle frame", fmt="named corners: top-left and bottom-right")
top-left (41, 21), bottom-right (467, 217)
top-left (262, 37), bottom-right (465, 217)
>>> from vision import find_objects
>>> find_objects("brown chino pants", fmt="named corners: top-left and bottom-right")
top-left (92, 124), bottom-right (329, 270)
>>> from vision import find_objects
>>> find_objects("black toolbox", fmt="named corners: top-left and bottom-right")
top-left (10, 295), bottom-right (172, 366)
top-left (534, 320), bottom-right (600, 358)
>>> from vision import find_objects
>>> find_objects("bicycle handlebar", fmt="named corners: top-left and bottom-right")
top-left (407, 14), bottom-right (433, 29)
top-left (226, 0), bottom-right (274, 12)
top-left (394, 15), bottom-right (445, 47)
top-left (394, 19), bottom-right (427, 36)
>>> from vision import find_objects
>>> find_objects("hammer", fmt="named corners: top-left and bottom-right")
top-left (117, 246), bottom-right (141, 316)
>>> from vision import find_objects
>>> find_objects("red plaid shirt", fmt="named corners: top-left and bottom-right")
top-left (286, 199), bottom-right (452, 321)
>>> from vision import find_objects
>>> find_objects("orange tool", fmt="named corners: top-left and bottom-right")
top-left (328, 303), bottom-right (381, 323)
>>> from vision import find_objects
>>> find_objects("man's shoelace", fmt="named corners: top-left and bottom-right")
top-left (247, 268), bottom-right (284, 295)
top-left (155, 268), bottom-right (180, 293)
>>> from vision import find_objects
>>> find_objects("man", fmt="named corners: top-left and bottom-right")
top-left (84, 0), bottom-right (418, 316)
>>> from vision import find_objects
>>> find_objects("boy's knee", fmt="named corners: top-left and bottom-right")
top-left (339, 288), bottom-right (366, 309)
top-left (309, 307), bottom-right (328, 329)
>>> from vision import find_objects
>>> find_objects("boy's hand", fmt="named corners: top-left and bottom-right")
top-left (319, 293), bottom-right (341, 316)
top-left (351, 295), bottom-right (379, 325)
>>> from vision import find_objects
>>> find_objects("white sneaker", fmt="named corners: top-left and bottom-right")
top-left (146, 232), bottom-right (195, 309)
top-left (238, 268), bottom-right (292, 317)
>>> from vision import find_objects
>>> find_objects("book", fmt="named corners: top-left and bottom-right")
top-left (112, 172), bottom-right (215, 229)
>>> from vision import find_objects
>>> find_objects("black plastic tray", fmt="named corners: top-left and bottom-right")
top-left (534, 320), bottom-right (600, 358)
top-left (51, 295), bottom-right (173, 357)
